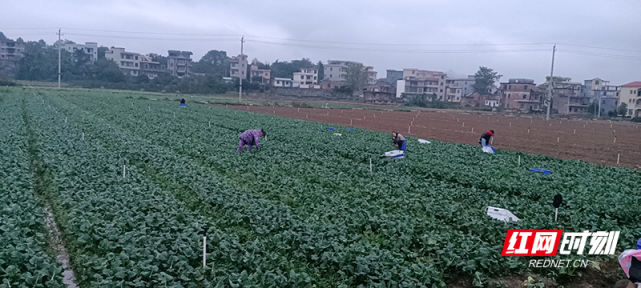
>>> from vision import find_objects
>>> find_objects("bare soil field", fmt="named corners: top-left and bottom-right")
top-left (229, 105), bottom-right (640, 169)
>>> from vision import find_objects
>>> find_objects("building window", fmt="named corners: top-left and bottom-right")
top-left (508, 85), bottom-right (511, 89)
top-left (524, 85), bottom-right (528, 89)
top-left (508, 94), bottom-right (511, 98)
top-left (440, 89), bottom-right (443, 92)
top-left (595, 80), bottom-right (599, 85)
top-left (617, 92), bottom-right (619, 96)
top-left (629, 109), bottom-right (633, 115)
top-left (330, 68), bottom-right (333, 71)
top-left (523, 95), bottom-right (526, 99)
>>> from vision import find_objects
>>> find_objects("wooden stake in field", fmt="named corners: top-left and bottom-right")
top-left (617, 152), bottom-right (620, 164)
top-left (306, 114), bottom-right (309, 119)
top-left (298, 107), bottom-right (300, 112)
top-left (65, 117), bottom-right (67, 123)
top-left (549, 123), bottom-right (552, 127)
top-left (370, 158), bottom-right (372, 172)
top-left (557, 137), bottom-right (560, 143)
top-left (611, 123), bottom-right (613, 128)
top-left (518, 155), bottom-right (521, 166)
top-left (509, 122), bottom-right (511, 127)
top-left (81, 132), bottom-right (84, 140)
top-left (350, 119), bottom-right (352, 125)
top-left (490, 137), bottom-right (493, 145)
top-left (408, 125), bottom-right (411, 134)
top-left (528, 128), bottom-right (530, 134)
top-left (462, 122), bottom-right (465, 127)
top-left (123, 164), bottom-right (126, 178)
top-left (364, 116), bottom-right (366, 120)
top-left (573, 129), bottom-right (576, 134)
top-left (471, 127), bottom-right (474, 133)
top-left (209, 121), bottom-right (211, 127)
top-left (614, 137), bottom-right (616, 144)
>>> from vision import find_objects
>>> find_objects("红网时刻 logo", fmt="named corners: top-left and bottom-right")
top-left (501, 230), bottom-right (620, 256)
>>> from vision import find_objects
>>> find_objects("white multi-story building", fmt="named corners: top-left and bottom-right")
top-left (620, 81), bottom-right (641, 118)
top-left (104, 47), bottom-right (141, 76)
top-left (449, 75), bottom-right (476, 96)
top-left (229, 54), bottom-right (248, 79)
top-left (60, 42), bottom-right (98, 62)
top-left (323, 60), bottom-right (376, 84)
top-left (323, 60), bottom-right (359, 82)
top-left (293, 68), bottom-right (318, 87)
top-left (250, 64), bottom-right (271, 85)
top-left (139, 55), bottom-right (164, 79)
top-left (583, 78), bottom-right (620, 116)
top-left (364, 66), bottom-right (377, 85)
top-left (395, 69), bottom-right (447, 99)
top-left (167, 50), bottom-right (192, 77)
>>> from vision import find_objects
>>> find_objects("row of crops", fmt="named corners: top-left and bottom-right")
top-left (2, 88), bottom-right (640, 287)
top-left (0, 94), bottom-right (63, 287)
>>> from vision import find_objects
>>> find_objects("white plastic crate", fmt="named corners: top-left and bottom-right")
top-left (381, 150), bottom-right (404, 159)
top-left (487, 206), bottom-right (520, 222)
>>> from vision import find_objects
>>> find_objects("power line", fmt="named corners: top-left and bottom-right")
top-left (60, 27), bottom-right (241, 37)
top-left (557, 43), bottom-right (641, 54)
top-left (245, 39), bottom-right (550, 54)
top-left (245, 35), bottom-right (552, 47)
top-left (558, 49), bottom-right (641, 61)
top-left (64, 32), bottom-right (239, 42)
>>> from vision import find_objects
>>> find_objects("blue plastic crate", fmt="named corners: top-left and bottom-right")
top-left (529, 168), bottom-right (551, 175)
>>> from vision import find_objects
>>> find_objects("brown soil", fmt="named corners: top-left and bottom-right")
top-left (230, 105), bottom-right (640, 169)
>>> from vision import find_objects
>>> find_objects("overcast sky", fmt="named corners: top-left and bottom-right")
top-left (2, 0), bottom-right (640, 85)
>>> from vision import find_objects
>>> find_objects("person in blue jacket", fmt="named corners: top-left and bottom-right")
top-left (392, 131), bottom-right (407, 153)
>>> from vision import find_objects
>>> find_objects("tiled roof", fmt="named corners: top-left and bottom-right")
top-left (622, 81), bottom-right (641, 87)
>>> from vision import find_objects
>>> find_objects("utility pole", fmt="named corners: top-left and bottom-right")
top-left (239, 36), bottom-right (244, 102)
top-left (597, 91), bottom-right (602, 119)
top-left (57, 28), bottom-right (62, 89)
top-left (546, 44), bottom-right (556, 121)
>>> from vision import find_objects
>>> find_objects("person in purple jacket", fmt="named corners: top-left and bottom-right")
top-left (237, 129), bottom-right (265, 152)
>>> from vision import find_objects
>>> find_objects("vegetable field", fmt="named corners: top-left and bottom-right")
top-left (2, 87), bottom-right (640, 287)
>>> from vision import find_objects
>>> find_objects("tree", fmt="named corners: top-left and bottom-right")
top-left (149, 53), bottom-right (168, 68)
top-left (345, 63), bottom-right (367, 96)
top-left (192, 50), bottom-right (229, 76)
top-left (618, 103), bottom-right (628, 116)
top-left (98, 47), bottom-right (108, 60)
top-left (587, 103), bottom-right (596, 114)
top-left (270, 58), bottom-right (314, 78)
top-left (473, 67), bottom-right (501, 94)
top-left (317, 61), bottom-right (324, 80)
top-left (545, 76), bottom-right (572, 84)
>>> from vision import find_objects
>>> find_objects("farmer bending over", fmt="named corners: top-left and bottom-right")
top-left (392, 131), bottom-right (407, 152)
top-left (237, 129), bottom-right (265, 152)
top-left (479, 130), bottom-right (494, 146)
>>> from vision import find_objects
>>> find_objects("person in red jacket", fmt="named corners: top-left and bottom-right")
top-left (478, 130), bottom-right (494, 146)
